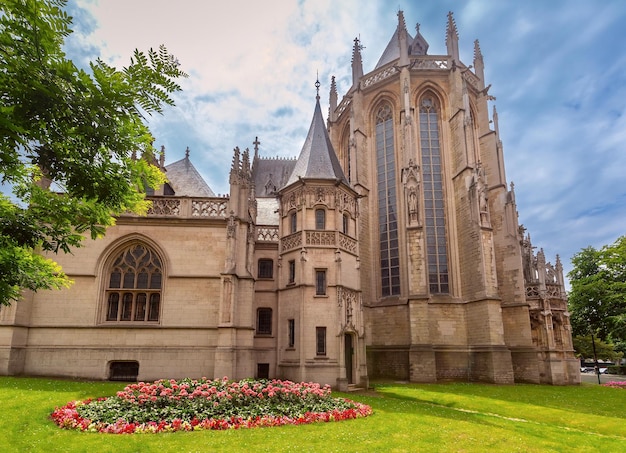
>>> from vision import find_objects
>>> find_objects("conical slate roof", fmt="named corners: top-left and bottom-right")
top-left (285, 96), bottom-right (348, 187)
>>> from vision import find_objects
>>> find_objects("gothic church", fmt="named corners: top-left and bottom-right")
top-left (0, 11), bottom-right (580, 387)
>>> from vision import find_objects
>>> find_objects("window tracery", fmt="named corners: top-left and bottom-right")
top-left (419, 96), bottom-right (449, 293)
top-left (376, 103), bottom-right (400, 296)
top-left (105, 243), bottom-right (162, 323)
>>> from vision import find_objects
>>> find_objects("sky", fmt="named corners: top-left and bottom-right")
top-left (61, 0), bottom-right (625, 284)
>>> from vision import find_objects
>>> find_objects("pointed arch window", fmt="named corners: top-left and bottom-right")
top-left (419, 96), bottom-right (449, 293)
top-left (105, 243), bottom-right (162, 322)
top-left (376, 103), bottom-right (400, 297)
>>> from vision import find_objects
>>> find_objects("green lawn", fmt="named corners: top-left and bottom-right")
top-left (1, 376), bottom-right (625, 452)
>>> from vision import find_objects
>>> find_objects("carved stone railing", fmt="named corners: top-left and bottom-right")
top-left (306, 231), bottom-right (336, 246)
top-left (525, 283), bottom-right (566, 300)
top-left (546, 283), bottom-right (564, 299)
top-left (361, 56), bottom-right (449, 91)
top-left (133, 196), bottom-right (229, 219)
top-left (362, 66), bottom-right (398, 89)
top-left (257, 226), bottom-right (279, 242)
top-left (336, 96), bottom-right (351, 119)
top-left (281, 232), bottom-right (302, 251)
top-left (525, 285), bottom-right (540, 298)
top-left (410, 57), bottom-right (448, 71)
top-left (281, 231), bottom-right (357, 254)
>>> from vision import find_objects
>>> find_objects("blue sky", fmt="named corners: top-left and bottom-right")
top-left (63, 0), bottom-right (625, 284)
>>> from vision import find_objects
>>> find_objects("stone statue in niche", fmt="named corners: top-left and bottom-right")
top-left (401, 159), bottom-right (421, 226)
top-left (474, 164), bottom-right (490, 227)
top-left (408, 187), bottom-right (418, 223)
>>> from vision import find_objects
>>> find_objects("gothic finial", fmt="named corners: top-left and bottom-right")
top-left (398, 10), bottom-right (407, 31)
top-left (329, 75), bottom-right (338, 122)
top-left (315, 76), bottom-right (321, 100)
top-left (473, 39), bottom-right (483, 61)
top-left (446, 11), bottom-right (459, 61)
top-left (446, 11), bottom-right (458, 39)
top-left (159, 145), bottom-right (165, 167)
top-left (185, 146), bottom-right (190, 159)
top-left (253, 136), bottom-right (260, 158)
top-left (351, 36), bottom-right (364, 87)
top-left (492, 105), bottom-right (500, 136)
top-left (416, 23), bottom-right (420, 34)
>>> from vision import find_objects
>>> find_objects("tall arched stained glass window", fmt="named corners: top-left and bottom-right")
top-left (376, 104), bottom-right (400, 296)
top-left (419, 96), bottom-right (449, 293)
top-left (105, 243), bottom-right (162, 322)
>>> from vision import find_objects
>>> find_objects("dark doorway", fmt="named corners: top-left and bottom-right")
top-left (344, 334), bottom-right (353, 384)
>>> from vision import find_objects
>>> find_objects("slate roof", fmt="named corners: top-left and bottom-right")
top-left (256, 198), bottom-right (279, 226)
top-left (284, 97), bottom-right (348, 187)
top-left (374, 14), bottom-right (429, 70)
top-left (252, 157), bottom-right (296, 197)
top-left (165, 155), bottom-right (215, 197)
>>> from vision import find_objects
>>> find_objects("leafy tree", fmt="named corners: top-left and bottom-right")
top-left (0, 0), bottom-right (187, 305)
top-left (568, 236), bottom-right (626, 357)
top-left (572, 335), bottom-right (622, 362)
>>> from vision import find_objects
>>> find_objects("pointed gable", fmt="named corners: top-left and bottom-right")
top-left (285, 96), bottom-right (348, 187)
top-left (165, 152), bottom-right (215, 197)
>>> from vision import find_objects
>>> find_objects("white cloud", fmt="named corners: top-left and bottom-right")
top-left (65, 0), bottom-right (626, 285)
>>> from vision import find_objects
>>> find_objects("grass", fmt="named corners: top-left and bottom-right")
top-left (1, 376), bottom-right (626, 452)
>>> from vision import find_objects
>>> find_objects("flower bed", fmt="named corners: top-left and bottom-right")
top-left (602, 381), bottom-right (626, 389)
top-left (51, 377), bottom-right (372, 434)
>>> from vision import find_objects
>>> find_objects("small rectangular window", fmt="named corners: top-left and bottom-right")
top-left (290, 212), bottom-right (297, 234)
top-left (257, 308), bottom-right (272, 335)
top-left (288, 260), bottom-right (296, 284)
top-left (257, 363), bottom-right (270, 379)
top-left (316, 327), bottom-right (326, 356)
top-left (315, 270), bottom-right (326, 295)
top-left (342, 214), bottom-right (349, 235)
top-left (288, 319), bottom-right (295, 347)
top-left (258, 259), bottom-right (273, 279)
top-left (315, 209), bottom-right (326, 230)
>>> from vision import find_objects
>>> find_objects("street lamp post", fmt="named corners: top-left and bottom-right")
top-left (590, 327), bottom-right (601, 385)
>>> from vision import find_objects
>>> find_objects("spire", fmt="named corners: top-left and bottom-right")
top-left (229, 146), bottom-right (240, 184)
top-left (329, 75), bottom-right (338, 122)
top-left (492, 105), bottom-right (500, 137)
top-left (446, 11), bottom-right (459, 62)
top-left (285, 83), bottom-right (348, 187)
top-left (351, 37), bottom-right (363, 88)
top-left (398, 11), bottom-right (409, 66)
top-left (159, 145), bottom-right (165, 168)
top-left (473, 39), bottom-right (485, 89)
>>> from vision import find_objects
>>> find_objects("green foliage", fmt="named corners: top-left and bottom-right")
top-left (0, 0), bottom-right (186, 305)
top-left (568, 236), bottom-right (626, 352)
top-left (573, 335), bottom-right (623, 361)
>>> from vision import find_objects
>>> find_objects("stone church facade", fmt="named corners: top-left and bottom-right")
top-left (0, 11), bottom-right (579, 387)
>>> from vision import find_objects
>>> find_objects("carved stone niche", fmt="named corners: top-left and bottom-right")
top-left (401, 159), bottom-right (421, 227)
